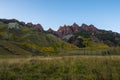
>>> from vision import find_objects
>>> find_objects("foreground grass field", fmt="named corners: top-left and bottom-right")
top-left (0, 56), bottom-right (120, 80)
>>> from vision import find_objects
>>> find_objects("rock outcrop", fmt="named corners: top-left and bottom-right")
top-left (26, 23), bottom-right (44, 31)
top-left (81, 24), bottom-right (97, 32)
top-left (47, 28), bottom-right (58, 36)
top-left (47, 28), bottom-right (55, 33)
top-left (57, 25), bottom-right (73, 38)
top-left (34, 24), bottom-right (44, 31)
top-left (72, 23), bottom-right (80, 32)
top-left (8, 22), bottom-right (21, 29)
top-left (26, 22), bottom-right (33, 27)
top-left (56, 23), bottom-right (97, 38)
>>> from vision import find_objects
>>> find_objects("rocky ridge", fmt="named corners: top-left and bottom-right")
top-left (0, 18), bottom-right (120, 47)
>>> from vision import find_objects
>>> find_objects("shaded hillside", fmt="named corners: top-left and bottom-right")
top-left (47, 23), bottom-right (120, 48)
top-left (0, 19), bottom-right (77, 56)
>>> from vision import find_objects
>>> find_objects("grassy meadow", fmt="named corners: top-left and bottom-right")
top-left (0, 55), bottom-right (120, 80)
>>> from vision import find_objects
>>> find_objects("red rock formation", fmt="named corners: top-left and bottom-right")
top-left (26, 23), bottom-right (44, 31)
top-left (72, 23), bottom-right (80, 32)
top-left (81, 24), bottom-right (97, 32)
top-left (26, 22), bottom-right (33, 27)
top-left (56, 23), bottom-right (98, 38)
top-left (57, 25), bottom-right (73, 37)
top-left (34, 24), bottom-right (44, 31)
top-left (89, 24), bottom-right (97, 32)
top-left (81, 24), bottom-right (89, 31)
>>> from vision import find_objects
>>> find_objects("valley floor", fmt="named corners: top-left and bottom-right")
top-left (0, 55), bottom-right (120, 80)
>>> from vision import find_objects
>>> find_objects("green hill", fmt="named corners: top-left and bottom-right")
top-left (0, 21), bottom-right (77, 56)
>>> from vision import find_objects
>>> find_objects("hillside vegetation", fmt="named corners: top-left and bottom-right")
top-left (0, 21), bottom-right (77, 56)
top-left (0, 19), bottom-right (120, 56)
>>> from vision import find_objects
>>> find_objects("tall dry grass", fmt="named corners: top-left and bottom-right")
top-left (0, 56), bottom-right (120, 80)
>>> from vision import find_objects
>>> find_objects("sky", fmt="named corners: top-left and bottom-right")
top-left (0, 0), bottom-right (120, 33)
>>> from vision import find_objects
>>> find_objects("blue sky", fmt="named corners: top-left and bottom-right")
top-left (0, 0), bottom-right (120, 32)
